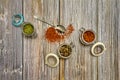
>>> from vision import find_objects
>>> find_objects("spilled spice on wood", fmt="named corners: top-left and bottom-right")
top-left (45, 24), bottom-right (74, 42)
top-left (45, 27), bottom-right (64, 42)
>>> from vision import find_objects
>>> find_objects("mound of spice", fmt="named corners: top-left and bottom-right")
top-left (59, 45), bottom-right (72, 57)
top-left (45, 27), bottom-right (64, 42)
top-left (45, 24), bottom-right (74, 42)
top-left (23, 23), bottom-right (34, 35)
top-left (83, 31), bottom-right (95, 43)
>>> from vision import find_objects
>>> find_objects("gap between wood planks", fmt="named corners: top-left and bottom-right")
top-left (59, 0), bottom-right (65, 80)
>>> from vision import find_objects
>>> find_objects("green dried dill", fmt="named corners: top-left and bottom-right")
top-left (59, 45), bottom-right (72, 57)
top-left (23, 24), bottom-right (34, 35)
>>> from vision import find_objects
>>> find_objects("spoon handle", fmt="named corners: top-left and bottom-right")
top-left (34, 16), bottom-right (55, 27)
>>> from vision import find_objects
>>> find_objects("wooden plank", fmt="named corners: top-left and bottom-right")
top-left (60, 0), bottom-right (120, 80)
top-left (97, 0), bottom-right (120, 80)
top-left (59, 0), bottom-right (65, 80)
top-left (0, 0), bottom-right (23, 80)
top-left (60, 0), bottom-right (98, 80)
top-left (118, 1), bottom-right (120, 80)
top-left (0, 0), bottom-right (119, 80)
top-left (23, 0), bottom-right (59, 80)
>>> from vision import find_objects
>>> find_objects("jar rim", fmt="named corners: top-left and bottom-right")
top-left (80, 29), bottom-right (96, 45)
top-left (21, 22), bottom-right (35, 36)
top-left (58, 43), bottom-right (72, 59)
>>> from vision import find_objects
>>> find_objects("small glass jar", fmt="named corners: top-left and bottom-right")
top-left (79, 27), bottom-right (96, 45)
top-left (12, 14), bottom-right (36, 37)
top-left (21, 22), bottom-right (35, 37)
top-left (58, 42), bottom-right (74, 59)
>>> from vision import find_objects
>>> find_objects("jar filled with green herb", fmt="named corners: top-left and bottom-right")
top-left (22, 22), bottom-right (35, 36)
top-left (58, 43), bottom-right (74, 59)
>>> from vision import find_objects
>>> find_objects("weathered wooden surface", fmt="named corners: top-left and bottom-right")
top-left (0, 0), bottom-right (120, 80)
top-left (23, 0), bottom-right (59, 80)
top-left (0, 0), bottom-right (23, 80)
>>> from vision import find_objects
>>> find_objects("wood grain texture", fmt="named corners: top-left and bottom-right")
top-left (60, 0), bottom-right (120, 80)
top-left (23, 0), bottom-right (59, 80)
top-left (118, 1), bottom-right (120, 80)
top-left (0, 0), bottom-right (119, 80)
top-left (118, 0), bottom-right (120, 79)
top-left (0, 0), bottom-right (23, 80)
top-left (97, 0), bottom-right (120, 80)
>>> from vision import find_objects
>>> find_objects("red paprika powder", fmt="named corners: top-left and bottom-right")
top-left (45, 27), bottom-right (64, 42)
top-left (65, 24), bottom-right (74, 36)
top-left (45, 24), bottom-right (74, 42)
top-left (83, 31), bottom-right (95, 43)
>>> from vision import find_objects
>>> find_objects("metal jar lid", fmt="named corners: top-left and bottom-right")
top-left (45, 53), bottom-right (59, 67)
top-left (12, 14), bottom-right (24, 27)
top-left (91, 42), bottom-right (106, 56)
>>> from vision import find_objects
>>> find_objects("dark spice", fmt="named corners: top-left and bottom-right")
top-left (59, 45), bottom-right (72, 57)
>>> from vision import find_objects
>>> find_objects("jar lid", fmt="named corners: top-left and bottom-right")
top-left (12, 14), bottom-right (24, 27)
top-left (45, 53), bottom-right (59, 67)
top-left (91, 42), bottom-right (106, 56)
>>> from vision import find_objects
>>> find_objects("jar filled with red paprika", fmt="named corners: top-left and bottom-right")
top-left (79, 27), bottom-right (96, 45)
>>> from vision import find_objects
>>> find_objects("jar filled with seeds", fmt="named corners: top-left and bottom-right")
top-left (58, 42), bottom-right (74, 59)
